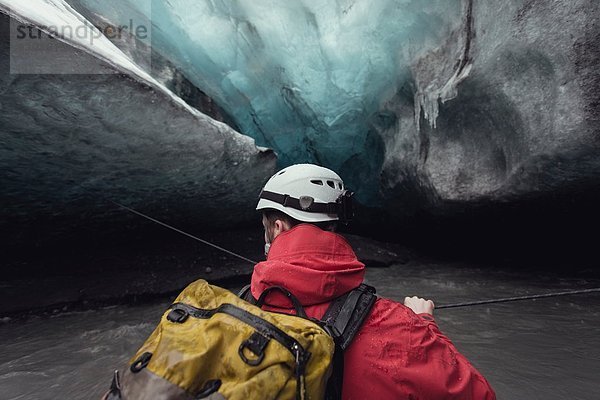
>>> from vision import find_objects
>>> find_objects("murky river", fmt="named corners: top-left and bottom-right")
top-left (1, 261), bottom-right (599, 399)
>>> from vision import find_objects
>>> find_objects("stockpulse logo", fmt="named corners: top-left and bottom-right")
top-left (10, 16), bottom-right (151, 75)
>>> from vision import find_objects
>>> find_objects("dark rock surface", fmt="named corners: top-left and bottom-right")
top-left (0, 12), bottom-right (276, 251)
top-left (381, 0), bottom-right (600, 214)
top-left (0, 228), bottom-right (412, 316)
top-left (370, 0), bottom-right (600, 265)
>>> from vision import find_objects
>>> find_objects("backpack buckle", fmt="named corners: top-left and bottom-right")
top-left (130, 352), bottom-right (153, 373)
top-left (167, 308), bottom-right (189, 323)
top-left (238, 331), bottom-right (269, 366)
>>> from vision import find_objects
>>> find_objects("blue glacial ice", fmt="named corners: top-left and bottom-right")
top-left (66, 0), bottom-right (466, 202)
top-left (2, 0), bottom-right (598, 223)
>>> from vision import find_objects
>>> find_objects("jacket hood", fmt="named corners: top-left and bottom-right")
top-left (251, 224), bottom-right (365, 307)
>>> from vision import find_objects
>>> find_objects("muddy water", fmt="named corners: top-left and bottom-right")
top-left (1, 262), bottom-right (599, 399)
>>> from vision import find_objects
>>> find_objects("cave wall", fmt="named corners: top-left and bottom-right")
top-left (381, 0), bottom-right (600, 215)
top-left (0, 10), bottom-right (276, 254)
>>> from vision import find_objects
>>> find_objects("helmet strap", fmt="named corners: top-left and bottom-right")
top-left (259, 190), bottom-right (354, 223)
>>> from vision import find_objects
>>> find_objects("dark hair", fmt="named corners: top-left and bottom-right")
top-left (262, 209), bottom-right (337, 232)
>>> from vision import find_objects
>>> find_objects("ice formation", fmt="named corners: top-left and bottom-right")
top-left (62, 0), bottom-right (469, 202)
top-left (1, 0), bottom-right (598, 229)
top-left (0, 0), bottom-right (276, 247)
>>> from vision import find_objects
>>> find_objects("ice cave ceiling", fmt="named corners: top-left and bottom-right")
top-left (67, 0), bottom-right (468, 203)
top-left (1, 0), bottom-right (599, 247)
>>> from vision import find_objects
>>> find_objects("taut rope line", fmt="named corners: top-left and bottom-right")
top-left (109, 200), bottom-right (258, 265)
top-left (437, 288), bottom-right (600, 309)
top-left (110, 200), bottom-right (600, 309)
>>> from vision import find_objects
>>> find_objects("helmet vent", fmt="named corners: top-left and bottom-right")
top-left (311, 180), bottom-right (324, 185)
top-left (338, 183), bottom-right (343, 189)
top-left (327, 180), bottom-right (335, 188)
top-left (278, 170), bottom-right (286, 175)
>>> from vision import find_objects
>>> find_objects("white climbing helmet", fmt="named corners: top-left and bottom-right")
top-left (256, 164), bottom-right (353, 223)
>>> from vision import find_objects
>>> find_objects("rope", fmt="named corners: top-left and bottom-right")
top-left (108, 199), bottom-right (600, 310)
top-left (109, 200), bottom-right (258, 265)
top-left (437, 288), bottom-right (600, 309)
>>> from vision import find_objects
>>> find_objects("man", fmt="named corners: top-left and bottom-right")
top-left (251, 163), bottom-right (496, 399)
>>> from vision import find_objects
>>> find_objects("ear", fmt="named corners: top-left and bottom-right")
top-left (273, 219), bottom-right (290, 239)
top-left (273, 219), bottom-right (284, 238)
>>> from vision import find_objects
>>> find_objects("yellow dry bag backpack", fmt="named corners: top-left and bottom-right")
top-left (104, 279), bottom-right (375, 400)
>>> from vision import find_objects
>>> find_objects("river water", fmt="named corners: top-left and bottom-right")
top-left (1, 260), bottom-right (599, 399)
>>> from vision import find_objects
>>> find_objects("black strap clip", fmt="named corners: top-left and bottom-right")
top-left (167, 307), bottom-right (189, 323)
top-left (105, 370), bottom-right (122, 400)
top-left (239, 331), bottom-right (270, 366)
top-left (130, 352), bottom-right (152, 373)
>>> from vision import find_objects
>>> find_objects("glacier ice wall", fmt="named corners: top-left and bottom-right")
top-left (380, 0), bottom-right (600, 218)
top-left (0, 2), bottom-right (276, 248)
top-left (66, 0), bottom-right (467, 203)
top-left (63, 0), bottom-right (599, 214)
top-left (1, 0), bottom-right (599, 240)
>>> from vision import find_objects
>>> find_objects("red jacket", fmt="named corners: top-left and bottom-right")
top-left (251, 224), bottom-right (496, 400)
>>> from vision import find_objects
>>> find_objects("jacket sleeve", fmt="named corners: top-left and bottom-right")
top-left (415, 312), bottom-right (497, 400)
top-left (417, 313), bottom-right (455, 345)
top-left (344, 298), bottom-right (496, 400)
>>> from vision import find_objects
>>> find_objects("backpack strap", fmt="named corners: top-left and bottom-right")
top-left (321, 283), bottom-right (377, 400)
top-left (238, 284), bottom-right (256, 304)
top-left (239, 282), bottom-right (377, 348)
top-left (238, 284), bottom-right (308, 318)
top-left (321, 283), bottom-right (377, 350)
top-left (239, 282), bottom-right (376, 400)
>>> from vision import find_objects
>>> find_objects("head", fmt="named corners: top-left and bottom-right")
top-left (261, 209), bottom-right (338, 245)
top-left (256, 164), bottom-right (353, 253)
